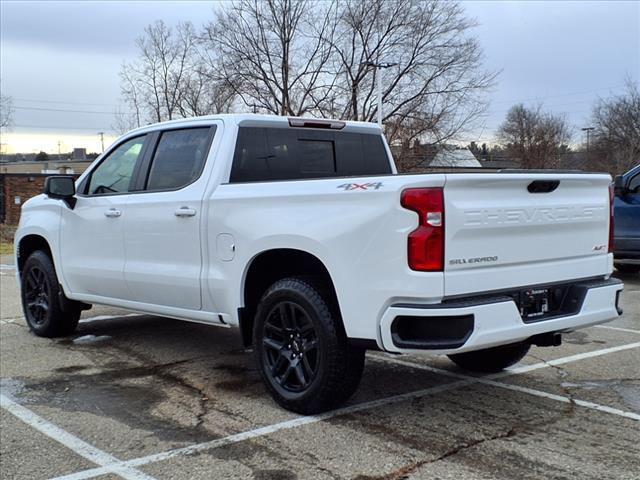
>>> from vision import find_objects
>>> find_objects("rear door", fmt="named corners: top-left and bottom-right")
top-left (442, 173), bottom-right (612, 296)
top-left (123, 126), bottom-right (216, 310)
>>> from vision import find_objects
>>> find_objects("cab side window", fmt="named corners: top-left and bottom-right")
top-left (145, 128), bottom-right (212, 191)
top-left (87, 136), bottom-right (146, 195)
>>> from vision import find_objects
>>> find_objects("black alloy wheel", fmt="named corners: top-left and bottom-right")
top-left (21, 250), bottom-right (80, 337)
top-left (24, 266), bottom-right (51, 326)
top-left (262, 301), bottom-right (320, 392)
top-left (254, 277), bottom-right (365, 414)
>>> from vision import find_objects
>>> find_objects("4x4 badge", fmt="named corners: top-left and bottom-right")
top-left (337, 182), bottom-right (383, 191)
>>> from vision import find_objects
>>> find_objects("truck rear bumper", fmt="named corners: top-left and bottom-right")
top-left (379, 278), bottom-right (623, 355)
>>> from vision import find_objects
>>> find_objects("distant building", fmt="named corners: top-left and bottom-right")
top-left (0, 160), bottom-right (92, 175)
top-left (429, 147), bottom-right (482, 168)
top-left (72, 148), bottom-right (87, 160)
top-left (392, 141), bottom-right (482, 172)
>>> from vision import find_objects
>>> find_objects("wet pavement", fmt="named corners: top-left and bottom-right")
top-left (1, 257), bottom-right (639, 480)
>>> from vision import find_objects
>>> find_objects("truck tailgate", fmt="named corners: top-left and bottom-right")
top-left (443, 173), bottom-right (612, 296)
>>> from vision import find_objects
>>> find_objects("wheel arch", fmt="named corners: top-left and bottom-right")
top-left (16, 234), bottom-right (54, 274)
top-left (239, 248), bottom-right (342, 347)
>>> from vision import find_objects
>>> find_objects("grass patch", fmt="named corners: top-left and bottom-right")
top-left (0, 243), bottom-right (14, 255)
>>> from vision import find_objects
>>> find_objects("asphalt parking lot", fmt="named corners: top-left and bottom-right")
top-left (1, 256), bottom-right (639, 480)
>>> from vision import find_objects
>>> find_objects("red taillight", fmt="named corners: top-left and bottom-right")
top-left (608, 184), bottom-right (615, 253)
top-left (401, 187), bottom-right (445, 271)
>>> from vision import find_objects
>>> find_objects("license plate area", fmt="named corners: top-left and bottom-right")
top-left (512, 285), bottom-right (576, 323)
top-left (519, 288), bottom-right (550, 319)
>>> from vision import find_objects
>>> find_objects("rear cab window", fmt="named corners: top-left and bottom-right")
top-left (229, 127), bottom-right (391, 182)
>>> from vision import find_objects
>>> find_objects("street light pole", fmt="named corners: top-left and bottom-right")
top-left (98, 132), bottom-right (105, 153)
top-left (376, 67), bottom-right (382, 126)
top-left (361, 61), bottom-right (398, 126)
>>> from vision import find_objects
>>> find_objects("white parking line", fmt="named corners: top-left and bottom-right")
top-left (48, 378), bottom-right (475, 480)
top-left (594, 325), bottom-right (640, 335)
top-left (370, 346), bottom-right (640, 421)
top-left (46, 341), bottom-right (640, 480)
top-left (504, 341), bottom-right (640, 374)
top-left (0, 393), bottom-right (157, 480)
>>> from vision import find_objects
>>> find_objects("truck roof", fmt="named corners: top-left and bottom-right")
top-left (126, 114), bottom-right (383, 136)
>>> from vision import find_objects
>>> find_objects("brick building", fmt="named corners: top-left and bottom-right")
top-left (1, 174), bottom-right (48, 225)
top-left (0, 160), bottom-right (92, 226)
top-left (0, 173), bottom-right (84, 226)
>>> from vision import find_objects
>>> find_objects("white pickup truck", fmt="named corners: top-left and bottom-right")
top-left (15, 114), bottom-right (623, 413)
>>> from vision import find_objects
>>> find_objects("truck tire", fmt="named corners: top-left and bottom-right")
top-left (253, 277), bottom-right (365, 414)
top-left (447, 342), bottom-right (530, 373)
top-left (20, 250), bottom-right (80, 337)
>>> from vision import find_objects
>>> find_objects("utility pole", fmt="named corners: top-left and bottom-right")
top-left (581, 126), bottom-right (595, 155)
top-left (98, 132), bottom-right (105, 153)
top-left (361, 61), bottom-right (398, 126)
top-left (57, 140), bottom-right (62, 156)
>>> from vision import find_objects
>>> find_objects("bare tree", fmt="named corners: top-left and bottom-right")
top-left (590, 79), bottom-right (640, 174)
top-left (121, 0), bottom-right (494, 152)
top-left (119, 66), bottom-right (142, 129)
top-left (496, 104), bottom-right (572, 169)
top-left (203, 0), bottom-right (337, 116)
top-left (135, 20), bottom-right (192, 121)
top-left (112, 107), bottom-right (140, 136)
top-left (119, 20), bottom-right (234, 126)
top-left (0, 93), bottom-right (13, 129)
top-left (327, 0), bottom-right (495, 149)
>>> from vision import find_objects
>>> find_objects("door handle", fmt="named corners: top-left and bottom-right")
top-left (174, 207), bottom-right (197, 217)
top-left (104, 208), bottom-right (122, 218)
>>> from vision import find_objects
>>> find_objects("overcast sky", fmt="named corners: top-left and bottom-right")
top-left (1, 0), bottom-right (638, 153)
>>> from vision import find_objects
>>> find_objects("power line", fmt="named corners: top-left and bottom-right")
top-left (490, 84), bottom-right (626, 105)
top-left (11, 124), bottom-right (115, 132)
top-left (10, 84), bottom-right (627, 111)
top-left (12, 97), bottom-right (123, 108)
top-left (484, 92), bottom-right (626, 116)
top-left (13, 105), bottom-right (121, 115)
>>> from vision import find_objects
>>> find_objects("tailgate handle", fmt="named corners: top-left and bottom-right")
top-left (527, 180), bottom-right (560, 193)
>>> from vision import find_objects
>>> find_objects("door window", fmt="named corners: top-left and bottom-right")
top-left (146, 127), bottom-right (212, 191)
top-left (628, 173), bottom-right (639, 194)
top-left (87, 136), bottom-right (146, 195)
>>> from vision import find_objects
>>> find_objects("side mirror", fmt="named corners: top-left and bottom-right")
top-left (613, 175), bottom-right (626, 197)
top-left (44, 176), bottom-right (76, 208)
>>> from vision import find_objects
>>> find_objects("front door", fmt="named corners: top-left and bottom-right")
top-left (123, 126), bottom-right (216, 310)
top-left (615, 167), bottom-right (640, 256)
top-left (60, 135), bottom-right (148, 300)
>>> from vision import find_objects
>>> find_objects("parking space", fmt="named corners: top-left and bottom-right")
top-left (1, 259), bottom-right (639, 480)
